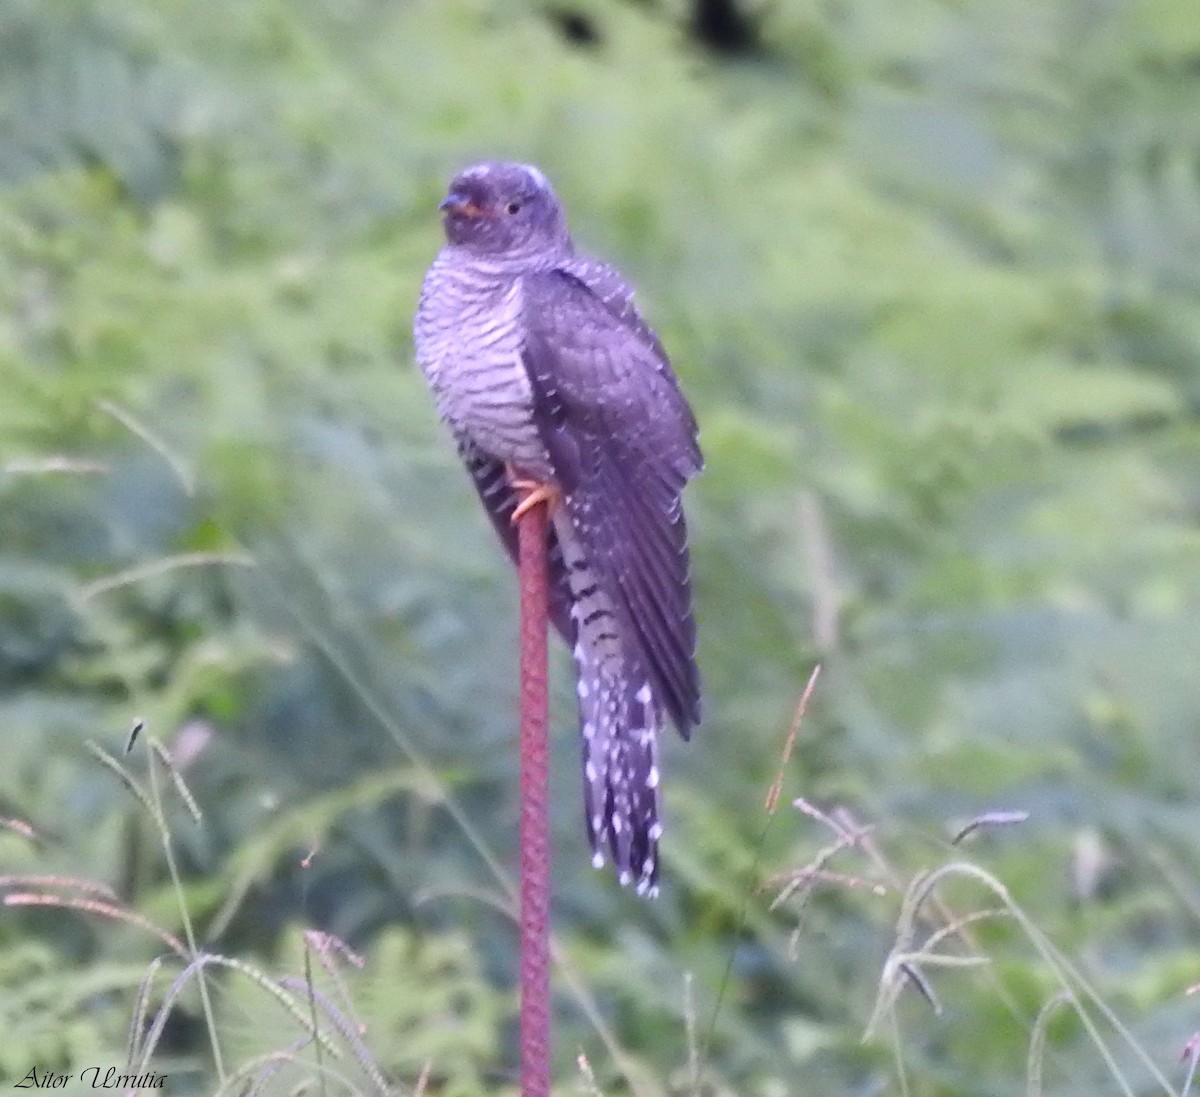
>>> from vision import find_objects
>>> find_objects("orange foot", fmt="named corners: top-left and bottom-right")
top-left (507, 468), bottom-right (562, 524)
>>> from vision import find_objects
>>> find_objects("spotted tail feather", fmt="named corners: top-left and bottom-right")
top-left (556, 513), bottom-right (665, 895)
top-left (576, 650), bottom-right (664, 896)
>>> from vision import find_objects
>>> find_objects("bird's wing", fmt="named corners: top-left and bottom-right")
top-left (559, 256), bottom-right (674, 367)
top-left (519, 267), bottom-right (701, 739)
top-left (458, 439), bottom-right (576, 644)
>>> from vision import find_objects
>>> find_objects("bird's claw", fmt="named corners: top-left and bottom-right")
top-left (508, 472), bottom-right (561, 523)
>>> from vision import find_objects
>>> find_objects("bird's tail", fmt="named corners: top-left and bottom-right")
top-left (573, 633), bottom-right (664, 897)
top-left (554, 514), bottom-right (665, 896)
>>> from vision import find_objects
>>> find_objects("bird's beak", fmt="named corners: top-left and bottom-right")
top-left (439, 192), bottom-right (489, 218)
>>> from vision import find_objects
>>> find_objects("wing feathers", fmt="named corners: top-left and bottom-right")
top-left (520, 268), bottom-right (701, 740)
top-left (598, 462), bottom-right (698, 734)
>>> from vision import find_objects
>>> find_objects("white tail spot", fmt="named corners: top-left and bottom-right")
top-left (647, 766), bottom-right (660, 789)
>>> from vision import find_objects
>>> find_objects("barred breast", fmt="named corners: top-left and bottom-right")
top-left (414, 252), bottom-right (551, 476)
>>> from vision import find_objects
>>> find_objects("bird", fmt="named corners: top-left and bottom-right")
top-left (413, 161), bottom-right (701, 896)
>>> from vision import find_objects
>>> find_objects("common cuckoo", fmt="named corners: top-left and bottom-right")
top-left (413, 161), bottom-right (701, 895)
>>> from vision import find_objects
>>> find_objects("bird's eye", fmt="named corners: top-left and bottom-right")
top-left (505, 201), bottom-right (521, 215)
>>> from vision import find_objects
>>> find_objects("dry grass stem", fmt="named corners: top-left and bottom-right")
top-left (85, 739), bottom-right (157, 816)
top-left (413, 1060), bottom-right (432, 1097)
top-left (279, 976), bottom-right (390, 1095)
top-left (799, 490), bottom-right (841, 652)
top-left (764, 665), bottom-right (821, 815)
top-left (3, 456), bottom-right (109, 475)
top-left (125, 956), bottom-right (168, 1074)
top-left (1181, 1033), bottom-right (1200, 1097)
top-left (951, 810), bottom-right (1031, 846)
top-left (306, 930), bottom-right (367, 1038)
top-left (1025, 990), bottom-right (1071, 1097)
top-left (576, 1052), bottom-right (604, 1097)
top-left (0, 873), bottom-right (118, 900)
top-left (0, 818), bottom-right (39, 843)
top-left (78, 550), bottom-right (257, 602)
top-left (95, 397), bottom-right (195, 494)
top-left (149, 739), bottom-right (204, 823)
top-left (4, 892), bottom-right (187, 956)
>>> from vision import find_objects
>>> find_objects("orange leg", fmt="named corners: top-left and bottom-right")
top-left (507, 466), bottom-right (562, 524)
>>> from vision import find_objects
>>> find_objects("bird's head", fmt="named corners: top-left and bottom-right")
top-left (438, 162), bottom-right (570, 259)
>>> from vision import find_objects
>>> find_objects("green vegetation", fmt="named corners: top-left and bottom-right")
top-left (3, 0), bottom-right (1200, 1093)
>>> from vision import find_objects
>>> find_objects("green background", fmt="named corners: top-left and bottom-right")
top-left (3, 0), bottom-right (1200, 1093)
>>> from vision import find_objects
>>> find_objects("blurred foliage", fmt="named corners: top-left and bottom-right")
top-left (2, 0), bottom-right (1200, 1093)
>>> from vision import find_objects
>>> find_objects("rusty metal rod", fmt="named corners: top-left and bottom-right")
top-left (517, 489), bottom-right (551, 1097)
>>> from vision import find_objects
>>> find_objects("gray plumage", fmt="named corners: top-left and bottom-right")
top-left (413, 161), bottom-right (701, 895)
